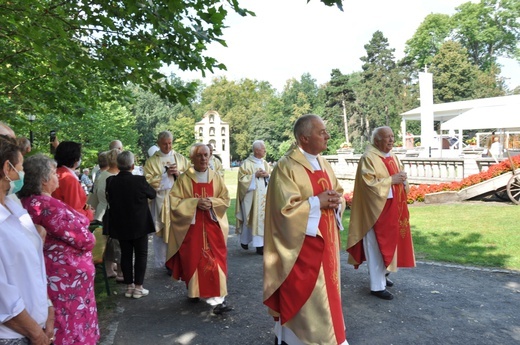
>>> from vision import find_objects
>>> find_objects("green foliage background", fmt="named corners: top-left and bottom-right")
top-left (1, 0), bottom-right (519, 168)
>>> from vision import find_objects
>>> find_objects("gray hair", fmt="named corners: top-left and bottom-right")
top-left (252, 140), bottom-right (265, 151)
top-left (18, 154), bottom-right (56, 197)
top-left (293, 114), bottom-right (320, 143)
top-left (371, 126), bottom-right (391, 145)
top-left (158, 131), bottom-right (173, 141)
top-left (117, 151), bottom-right (134, 171)
top-left (190, 143), bottom-right (208, 159)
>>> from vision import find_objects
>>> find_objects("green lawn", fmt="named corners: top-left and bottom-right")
top-left (224, 168), bottom-right (238, 226)
top-left (341, 203), bottom-right (520, 271)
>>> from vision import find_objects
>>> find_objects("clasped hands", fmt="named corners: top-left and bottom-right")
top-left (391, 171), bottom-right (407, 184)
top-left (255, 169), bottom-right (269, 178)
top-left (318, 190), bottom-right (342, 210)
top-left (197, 197), bottom-right (212, 211)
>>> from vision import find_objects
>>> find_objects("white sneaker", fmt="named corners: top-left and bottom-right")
top-left (132, 288), bottom-right (149, 299)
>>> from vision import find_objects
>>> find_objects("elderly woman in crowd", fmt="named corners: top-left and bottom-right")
top-left (51, 141), bottom-right (93, 220)
top-left (89, 148), bottom-right (122, 279)
top-left (19, 154), bottom-right (99, 345)
top-left (0, 136), bottom-right (54, 345)
top-left (106, 151), bottom-right (156, 298)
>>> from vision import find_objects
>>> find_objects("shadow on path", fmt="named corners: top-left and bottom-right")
top-left (100, 233), bottom-right (520, 345)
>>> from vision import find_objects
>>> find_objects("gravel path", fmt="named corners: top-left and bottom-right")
top-left (99, 231), bottom-right (520, 345)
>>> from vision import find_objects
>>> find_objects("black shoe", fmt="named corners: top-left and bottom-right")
top-left (187, 297), bottom-right (200, 303)
top-left (240, 243), bottom-right (249, 250)
top-left (256, 246), bottom-right (264, 255)
top-left (370, 289), bottom-right (394, 300)
top-left (385, 273), bottom-right (394, 287)
top-left (274, 337), bottom-right (289, 345)
top-left (213, 302), bottom-right (234, 315)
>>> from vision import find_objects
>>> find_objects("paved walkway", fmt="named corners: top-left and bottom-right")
top-left (99, 233), bottom-right (520, 345)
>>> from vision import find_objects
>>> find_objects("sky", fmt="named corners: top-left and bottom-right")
top-left (164, 0), bottom-right (520, 92)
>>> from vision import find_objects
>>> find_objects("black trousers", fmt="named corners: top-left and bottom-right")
top-left (119, 234), bottom-right (148, 285)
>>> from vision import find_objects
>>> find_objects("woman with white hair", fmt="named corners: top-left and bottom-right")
top-left (19, 154), bottom-right (99, 345)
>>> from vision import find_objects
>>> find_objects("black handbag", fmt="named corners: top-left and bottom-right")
top-left (102, 208), bottom-right (110, 235)
top-left (102, 176), bottom-right (113, 235)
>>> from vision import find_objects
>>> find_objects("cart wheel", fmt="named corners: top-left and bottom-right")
top-left (494, 189), bottom-right (510, 201)
top-left (506, 175), bottom-right (520, 205)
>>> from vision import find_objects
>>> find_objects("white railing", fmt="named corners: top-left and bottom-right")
top-left (325, 156), bottom-right (465, 184)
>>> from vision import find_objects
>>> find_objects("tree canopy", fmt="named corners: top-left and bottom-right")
top-left (2, 0), bottom-right (518, 168)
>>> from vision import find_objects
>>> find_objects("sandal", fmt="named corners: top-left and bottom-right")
top-left (132, 288), bottom-right (149, 299)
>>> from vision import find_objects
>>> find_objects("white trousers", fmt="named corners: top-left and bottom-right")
top-left (153, 234), bottom-right (168, 268)
top-left (363, 228), bottom-right (387, 291)
top-left (239, 226), bottom-right (264, 248)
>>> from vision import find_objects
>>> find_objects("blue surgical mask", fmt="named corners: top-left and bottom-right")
top-left (7, 162), bottom-right (25, 195)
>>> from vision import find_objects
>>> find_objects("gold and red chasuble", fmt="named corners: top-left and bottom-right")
top-left (264, 168), bottom-right (346, 345)
top-left (373, 156), bottom-right (415, 268)
top-left (166, 180), bottom-right (228, 298)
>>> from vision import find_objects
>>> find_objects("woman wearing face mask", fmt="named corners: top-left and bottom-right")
top-left (0, 135), bottom-right (55, 345)
top-left (19, 154), bottom-right (100, 345)
top-left (51, 141), bottom-right (94, 220)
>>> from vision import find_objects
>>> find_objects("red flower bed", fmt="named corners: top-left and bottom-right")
top-left (407, 155), bottom-right (520, 203)
top-left (344, 155), bottom-right (520, 205)
top-left (344, 191), bottom-right (354, 208)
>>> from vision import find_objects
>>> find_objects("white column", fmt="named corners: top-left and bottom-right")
top-left (419, 71), bottom-right (434, 157)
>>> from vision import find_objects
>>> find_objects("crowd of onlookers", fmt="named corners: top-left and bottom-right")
top-left (1, 116), bottom-right (415, 345)
top-left (0, 122), bottom-right (233, 344)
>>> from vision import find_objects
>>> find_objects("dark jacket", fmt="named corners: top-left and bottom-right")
top-left (106, 171), bottom-right (156, 240)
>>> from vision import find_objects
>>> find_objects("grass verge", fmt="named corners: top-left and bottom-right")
top-left (341, 203), bottom-right (520, 270)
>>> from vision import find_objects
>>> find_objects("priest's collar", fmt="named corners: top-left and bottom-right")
top-left (298, 146), bottom-right (321, 170)
top-left (371, 144), bottom-right (392, 158)
top-left (194, 169), bottom-right (209, 183)
top-left (159, 150), bottom-right (174, 157)
top-left (251, 155), bottom-right (263, 164)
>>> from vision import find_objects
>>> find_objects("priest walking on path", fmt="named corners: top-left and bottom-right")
top-left (263, 114), bottom-right (348, 345)
top-left (235, 140), bottom-right (271, 255)
top-left (144, 131), bottom-right (190, 271)
top-left (346, 126), bottom-right (415, 301)
top-left (164, 143), bottom-right (232, 315)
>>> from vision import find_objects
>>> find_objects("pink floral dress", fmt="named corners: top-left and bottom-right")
top-left (21, 195), bottom-right (100, 345)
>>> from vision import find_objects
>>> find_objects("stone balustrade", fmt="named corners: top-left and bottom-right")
top-left (324, 155), bottom-right (465, 184)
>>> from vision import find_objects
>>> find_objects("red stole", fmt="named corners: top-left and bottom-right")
top-left (264, 168), bottom-right (345, 344)
top-left (166, 180), bottom-right (227, 298)
top-left (373, 156), bottom-right (415, 267)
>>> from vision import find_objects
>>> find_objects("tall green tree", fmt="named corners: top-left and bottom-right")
top-left (453, 0), bottom-right (520, 71)
top-left (403, 0), bottom-right (520, 93)
top-left (403, 14), bottom-right (454, 72)
top-left (1, 0), bottom-right (343, 118)
top-left (431, 41), bottom-right (483, 103)
top-left (354, 31), bottom-right (404, 146)
top-left (324, 69), bottom-right (356, 145)
top-left (1, 1), bottom-right (256, 120)
top-left (280, 73), bottom-right (321, 137)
